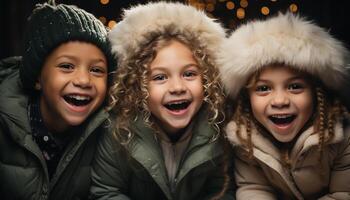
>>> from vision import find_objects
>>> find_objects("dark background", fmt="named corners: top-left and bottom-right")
top-left (1, 0), bottom-right (350, 60)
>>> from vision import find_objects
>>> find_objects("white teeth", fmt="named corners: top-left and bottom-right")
top-left (271, 114), bottom-right (292, 119)
top-left (167, 100), bottom-right (188, 105)
top-left (67, 95), bottom-right (90, 101)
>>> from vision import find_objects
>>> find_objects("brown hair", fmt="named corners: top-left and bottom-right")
top-left (233, 66), bottom-right (347, 164)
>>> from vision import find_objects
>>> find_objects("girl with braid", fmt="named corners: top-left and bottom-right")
top-left (218, 13), bottom-right (350, 199)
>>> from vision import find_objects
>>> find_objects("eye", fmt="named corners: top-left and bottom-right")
top-left (152, 74), bottom-right (167, 81)
top-left (90, 66), bottom-right (107, 77)
top-left (183, 70), bottom-right (198, 79)
top-left (288, 82), bottom-right (304, 93)
top-left (255, 85), bottom-right (270, 92)
top-left (58, 63), bottom-right (74, 71)
top-left (183, 70), bottom-right (196, 77)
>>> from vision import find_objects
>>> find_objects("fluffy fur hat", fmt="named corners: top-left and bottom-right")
top-left (218, 12), bottom-right (349, 98)
top-left (109, 2), bottom-right (226, 62)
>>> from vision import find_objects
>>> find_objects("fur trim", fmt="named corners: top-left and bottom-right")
top-left (218, 12), bottom-right (349, 98)
top-left (109, 2), bottom-right (226, 62)
top-left (225, 118), bottom-right (345, 160)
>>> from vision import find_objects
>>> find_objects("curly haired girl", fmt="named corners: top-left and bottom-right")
top-left (90, 2), bottom-right (234, 200)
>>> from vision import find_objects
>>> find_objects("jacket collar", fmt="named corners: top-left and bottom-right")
top-left (226, 117), bottom-right (345, 161)
top-left (0, 72), bottom-right (109, 183)
top-left (128, 107), bottom-right (224, 198)
top-left (226, 118), bottom-right (346, 200)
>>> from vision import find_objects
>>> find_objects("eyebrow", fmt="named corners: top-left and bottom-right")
top-left (150, 63), bottom-right (199, 71)
top-left (257, 75), bottom-right (305, 83)
top-left (56, 55), bottom-right (107, 64)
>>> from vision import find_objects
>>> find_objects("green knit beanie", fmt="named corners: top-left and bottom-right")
top-left (21, 1), bottom-right (116, 90)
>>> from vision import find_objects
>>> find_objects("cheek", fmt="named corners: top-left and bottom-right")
top-left (95, 77), bottom-right (108, 92)
top-left (297, 93), bottom-right (314, 117)
top-left (195, 84), bottom-right (204, 99)
top-left (147, 85), bottom-right (163, 104)
top-left (249, 95), bottom-right (265, 113)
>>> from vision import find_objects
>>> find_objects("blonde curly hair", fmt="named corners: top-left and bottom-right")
top-left (109, 30), bottom-right (225, 144)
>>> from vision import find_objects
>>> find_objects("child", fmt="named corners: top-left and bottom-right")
top-left (90, 2), bottom-right (234, 200)
top-left (218, 13), bottom-right (350, 199)
top-left (0, 1), bottom-right (115, 200)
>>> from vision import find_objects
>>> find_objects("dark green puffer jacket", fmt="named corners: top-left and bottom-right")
top-left (90, 109), bottom-right (235, 200)
top-left (0, 69), bottom-right (109, 200)
top-left (0, 56), bottom-right (21, 84)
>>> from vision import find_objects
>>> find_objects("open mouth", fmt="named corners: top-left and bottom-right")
top-left (63, 94), bottom-right (92, 106)
top-left (164, 100), bottom-right (191, 111)
top-left (268, 114), bottom-right (296, 125)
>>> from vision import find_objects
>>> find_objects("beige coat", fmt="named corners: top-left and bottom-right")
top-left (226, 118), bottom-right (350, 200)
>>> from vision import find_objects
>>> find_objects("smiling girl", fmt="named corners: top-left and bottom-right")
top-left (90, 2), bottom-right (234, 200)
top-left (218, 13), bottom-right (350, 199)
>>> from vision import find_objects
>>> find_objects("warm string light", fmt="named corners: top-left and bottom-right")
top-left (108, 20), bottom-right (117, 29)
top-left (261, 6), bottom-right (270, 15)
top-left (226, 1), bottom-right (235, 10)
top-left (100, 0), bottom-right (109, 5)
top-left (290, 3), bottom-right (298, 12)
top-left (98, 0), bottom-right (299, 31)
top-left (187, 0), bottom-right (299, 20)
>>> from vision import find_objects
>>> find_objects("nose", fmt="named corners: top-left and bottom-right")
top-left (169, 77), bottom-right (186, 95)
top-left (270, 90), bottom-right (290, 108)
top-left (72, 68), bottom-right (92, 88)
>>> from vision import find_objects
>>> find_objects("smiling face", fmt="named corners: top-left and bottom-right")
top-left (147, 40), bottom-right (204, 135)
top-left (37, 41), bottom-right (108, 133)
top-left (248, 64), bottom-right (314, 143)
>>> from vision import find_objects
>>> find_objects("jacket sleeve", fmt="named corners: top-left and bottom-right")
top-left (318, 123), bottom-right (350, 200)
top-left (0, 56), bottom-right (21, 84)
top-left (90, 130), bottom-right (131, 200)
top-left (234, 149), bottom-right (277, 200)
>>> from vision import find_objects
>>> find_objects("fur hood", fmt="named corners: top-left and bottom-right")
top-left (218, 12), bottom-right (349, 98)
top-left (108, 2), bottom-right (226, 63)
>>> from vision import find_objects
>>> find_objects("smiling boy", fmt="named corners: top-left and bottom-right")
top-left (0, 1), bottom-right (115, 199)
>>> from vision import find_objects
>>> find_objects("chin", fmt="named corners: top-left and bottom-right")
top-left (271, 130), bottom-right (298, 143)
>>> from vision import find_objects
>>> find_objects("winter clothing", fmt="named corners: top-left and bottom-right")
top-left (0, 3), bottom-right (115, 196)
top-left (217, 13), bottom-right (349, 98)
top-left (109, 1), bottom-right (226, 63)
top-left (21, 2), bottom-right (115, 90)
top-left (219, 12), bottom-right (350, 200)
top-left (0, 56), bottom-right (21, 84)
top-left (0, 71), bottom-right (109, 200)
top-left (225, 118), bottom-right (350, 200)
top-left (96, 2), bottom-right (232, 199)
top-left (90, 109), bottom-right (234, 200)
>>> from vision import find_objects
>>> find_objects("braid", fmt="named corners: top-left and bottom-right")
top-left (315, 87), bottom-right (347, 159)
top-left (316, 87), bottom-right (326, 154)
top-left (246, 112), bottom-right (253, 159)
top-left (234, 98), bottom-right (254, 159)
top-left (234, 99), bottom-right (244, 142)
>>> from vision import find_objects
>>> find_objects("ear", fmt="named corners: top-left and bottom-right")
top-left (34, 81), bottom-right (41, 90)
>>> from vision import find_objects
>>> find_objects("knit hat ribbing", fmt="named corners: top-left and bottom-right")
top-left (218, 13), bottom-right (349, 98)
top-left (21, 2), bottom-right (115, 90)
top-left (108, 2), bottom-right (226, 63)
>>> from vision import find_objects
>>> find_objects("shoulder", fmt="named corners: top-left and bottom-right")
top-left (0, 72), bottom-right (29, 122)
top-left (328, 117), bottom-right (350, 155)
top-left (0, 56), bottom-right (21, 84)
top-left (97, 127), bottom-right (128, 155)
